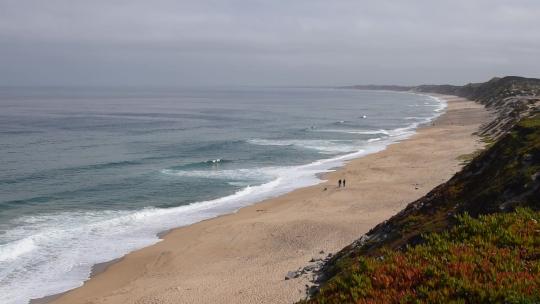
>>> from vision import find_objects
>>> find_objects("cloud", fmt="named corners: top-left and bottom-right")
top-left (0, 0), bottom-right (539, 86)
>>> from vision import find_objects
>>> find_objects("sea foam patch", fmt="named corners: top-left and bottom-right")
top-left (247, 138), bottom-right (361, 154)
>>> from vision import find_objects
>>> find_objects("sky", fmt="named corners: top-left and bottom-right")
top-left (0, 0), bottom-right (539, 86)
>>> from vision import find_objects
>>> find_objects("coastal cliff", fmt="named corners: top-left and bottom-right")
top-left (415, 76), bottom-right (540, 139)
top-left (342, 76), bottom-right (540, 139)
top-left (303, 77), bottom-right (540, 303)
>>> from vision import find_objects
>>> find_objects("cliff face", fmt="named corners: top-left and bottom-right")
top-left (416, 76), bottom-right (540, 139)
top-left (414, 76), bottom-right (540, 103)
top-left (304, 77), bottom-right (540, 303)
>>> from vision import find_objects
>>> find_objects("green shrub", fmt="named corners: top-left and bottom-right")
top-left (305, 208), bottom-right (540, 304)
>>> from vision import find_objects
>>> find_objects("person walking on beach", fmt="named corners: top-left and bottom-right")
top-left (343, 179), bottom-right (346, 187)
top-left (338, 179), bottom-right (342, 187)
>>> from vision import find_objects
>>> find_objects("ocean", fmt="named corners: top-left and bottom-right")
top-left (0, 86), bottom-right (445, 304)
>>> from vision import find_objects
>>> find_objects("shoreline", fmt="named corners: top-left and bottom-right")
top-left (30, 91), bottom-right (445, 304)
top-left (42, 94), bottom-right (491, 304)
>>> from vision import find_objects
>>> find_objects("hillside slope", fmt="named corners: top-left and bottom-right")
top-left (302, 208), bottom-right (540, 303)
top-left (303, 78), bottom-right (540, 303)
top-left (415, 76), bottom-right (540, 139)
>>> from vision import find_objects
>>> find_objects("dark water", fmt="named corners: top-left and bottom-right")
top-left (0, 86), bottom-right (444, 304)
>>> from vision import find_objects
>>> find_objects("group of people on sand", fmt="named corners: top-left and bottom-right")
top-left (323, 178), bottom-right (347, 191)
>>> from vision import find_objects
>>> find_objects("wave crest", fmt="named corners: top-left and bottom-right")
top-left (246, 139), bottom-right (358, 154)
top-left (161, 167), bottom-right (273, 182)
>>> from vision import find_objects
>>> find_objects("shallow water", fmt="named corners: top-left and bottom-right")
top-left (0, 86), bottom-right (444, 304)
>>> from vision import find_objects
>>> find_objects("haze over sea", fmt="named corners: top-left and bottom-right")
top-left (0, 87), bottom-right (444, 304)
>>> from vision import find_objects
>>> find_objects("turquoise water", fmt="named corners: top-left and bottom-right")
top-left (0, 87), bottom-right (444, 303)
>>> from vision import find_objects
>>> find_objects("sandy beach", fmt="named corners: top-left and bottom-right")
top-left (46, 95), bottom-right (491, 304)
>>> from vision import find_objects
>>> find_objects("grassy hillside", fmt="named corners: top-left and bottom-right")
top-left (302, 78), bottom-right (540, 303)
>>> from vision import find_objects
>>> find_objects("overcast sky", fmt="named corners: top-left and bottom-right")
top-left (0, 0), bottom-right (539, 86)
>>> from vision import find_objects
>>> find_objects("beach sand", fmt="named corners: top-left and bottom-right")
top-left (47, 95), bottom-right (491, 304)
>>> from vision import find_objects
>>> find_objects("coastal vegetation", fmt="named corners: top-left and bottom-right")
top-left (302, 77), bottom-right (540, 303)
top-left (303, 208), bottom-right (540, 304)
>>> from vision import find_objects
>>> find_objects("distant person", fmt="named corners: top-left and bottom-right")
top-left (343, 179), bottom-right (346, 187)
top-left (338, 179), bottom-right (342, 187)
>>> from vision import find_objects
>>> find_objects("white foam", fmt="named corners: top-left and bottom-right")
top-left (161, 167), bottom-right (273, 182)
top-left (367, 137), bottom-right (382, 143)
top-left (0, 238), bottom-right (37, 262)
top-left (247, 139), bottom-right (359, 154)
top-left (311, 129), bottom-right (390, 135)
top-left (0, 93), bottom-right (447, 304)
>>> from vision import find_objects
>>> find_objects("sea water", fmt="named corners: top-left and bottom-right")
top-left (0, 86), bottom-right (445, 304)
